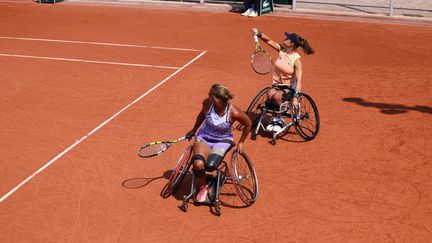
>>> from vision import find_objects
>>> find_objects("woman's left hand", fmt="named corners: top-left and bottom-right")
top-left (237, 142), bottom-right (245, 154)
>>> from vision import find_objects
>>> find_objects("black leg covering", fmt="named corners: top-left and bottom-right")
top-left (206, 153), bottom-right (223, 172)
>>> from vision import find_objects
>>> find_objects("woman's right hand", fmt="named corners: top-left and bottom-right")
top-left (186, 130), bottom-right (195, 140)
top-left (237, 142), bottom-right (245, 154)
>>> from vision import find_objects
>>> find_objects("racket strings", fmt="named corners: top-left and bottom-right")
top-left (252, 51), bottom-right (272, 74)
top-left (139, 143), bottom-right (169, 157)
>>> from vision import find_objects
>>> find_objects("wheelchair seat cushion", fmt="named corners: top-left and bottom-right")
top-left (282, 91), bottom-right (293, 101)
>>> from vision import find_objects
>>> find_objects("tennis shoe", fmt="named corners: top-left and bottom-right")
top-left (248, 10), bottom-right (258, 18)
top-left (266, 124), bottom-right (274, 132)
top-left (195, 185), bottom-right (209, 203)
top-left (241, 8), bottom-right (253, 16)
top-left (273, 125), bottom-right (282, 132)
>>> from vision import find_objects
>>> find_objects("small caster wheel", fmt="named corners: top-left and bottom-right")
top-left (215, 206), bottom-right (221, 216)
top-left (180, 203), bottom-right (188, 212)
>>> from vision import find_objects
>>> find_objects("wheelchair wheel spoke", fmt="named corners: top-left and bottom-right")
top-left (292, 93), bottom-right (320, 140)
top-left (247, 87), bottom-right (270, 125)
top-left (161, 145), bottom-right (192, 198)
top-left (219, 181), bottom-right (248, 208)
top-left (229, 152), bottom-right (259, 206)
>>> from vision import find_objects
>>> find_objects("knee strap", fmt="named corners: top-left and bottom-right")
top-left (206, 153), bottom-right (224, 172)
top-left (192, 154), bottom-right (206, 164)
top-left (192, 154), bottom-right (206, 177)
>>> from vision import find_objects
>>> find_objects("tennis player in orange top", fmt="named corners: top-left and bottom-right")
top-left (252, 28), bottom-right (314, 107)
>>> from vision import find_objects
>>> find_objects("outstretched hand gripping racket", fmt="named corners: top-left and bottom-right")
top-left (137, 135), bottom-right (189, 158)
top-left (251, 34), bottom-right (273, 75)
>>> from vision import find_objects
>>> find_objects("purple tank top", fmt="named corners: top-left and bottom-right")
top-left (198, 104), bottom-right (233, 139)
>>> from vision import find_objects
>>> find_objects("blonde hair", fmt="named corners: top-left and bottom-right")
top-left (210, 84), bottom-right (234, 102)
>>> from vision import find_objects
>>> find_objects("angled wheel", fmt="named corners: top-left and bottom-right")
top-left (218, 165), bottom-right (248, 208)
top-left (246, 87), bottom-right (270, 125)
top-left (161, 145), bottom-right (193, 198)
top-left (229, 151), bottom-right (259, 206)
top-left (291, 93), bottom-right (320, 140)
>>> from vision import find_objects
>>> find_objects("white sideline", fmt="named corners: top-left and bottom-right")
top-left (0, 50), bottom-right (207, 203)
top-left (0, 36), bottom-right (202, 52)
top-left (0, 53), bottom-right (180, 70)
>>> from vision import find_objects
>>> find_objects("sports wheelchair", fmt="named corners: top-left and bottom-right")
top-left (160, 143), bottom-right (258, 216)
top-left (246, 84), bottom-right (320, 144)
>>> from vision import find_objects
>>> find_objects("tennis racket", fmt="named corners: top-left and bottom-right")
top-left (251, 35), bottom-right (273, 75)
top-left (137, 135), bottom-right (188, 158)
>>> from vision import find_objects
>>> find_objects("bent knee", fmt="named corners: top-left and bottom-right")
top-left (192, 154), bottom-right (206, 169)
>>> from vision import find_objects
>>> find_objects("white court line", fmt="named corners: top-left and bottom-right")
top-left (0, 53), bottom-right (180, 70)
top-left (0, 50), bottom-right (207, 203)
top-left (0, 36), bottom-right (202, 52)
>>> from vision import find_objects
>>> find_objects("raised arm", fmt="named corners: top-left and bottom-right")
top-left (252, 28), bottom-right (280, 51)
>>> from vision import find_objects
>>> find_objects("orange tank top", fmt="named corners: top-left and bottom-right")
top-left (272, 49), bottom-right (301, 85)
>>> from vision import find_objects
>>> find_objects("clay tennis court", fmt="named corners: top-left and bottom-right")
top-left (1, 1), bottom-right (431, 242)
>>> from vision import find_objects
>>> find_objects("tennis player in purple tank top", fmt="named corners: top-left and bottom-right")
top-left (186, 84), bottom-right (252, 203)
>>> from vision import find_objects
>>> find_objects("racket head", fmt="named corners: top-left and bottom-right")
top-left (251, 49), bottom-right (273, 75)
top-left (137, 142), bottom-right (170, 158)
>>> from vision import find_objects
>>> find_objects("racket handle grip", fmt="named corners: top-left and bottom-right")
top-left (253, 34), bottom-right (259, 43)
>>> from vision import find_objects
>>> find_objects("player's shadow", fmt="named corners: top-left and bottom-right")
top-left (159, 169), bottom-right (193, 201)
top-left (343, 97), bottom-right (432, 115)
top-left (159, 170), bottom-right (250, 209)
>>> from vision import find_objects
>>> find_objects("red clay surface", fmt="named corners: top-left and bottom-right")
top-left (1, 1), bottom-right (431, 242)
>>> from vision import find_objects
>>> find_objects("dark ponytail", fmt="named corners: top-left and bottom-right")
top-left (298, 36), bottom-right (315, 55)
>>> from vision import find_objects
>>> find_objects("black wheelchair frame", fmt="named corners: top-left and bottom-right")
top-left (161, 143), bottom-right (258, 216)
top-left (246, 85), bottom-right (320, 144)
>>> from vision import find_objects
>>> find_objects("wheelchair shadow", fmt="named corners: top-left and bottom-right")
top-left (160, 169), bottom-right (251, 209)
top-left (122, 170), bottom-right (250, 209)
top-left (162, 171), bottom-right (193, 201)
top-left (343, 97), bottom-right (432, 115)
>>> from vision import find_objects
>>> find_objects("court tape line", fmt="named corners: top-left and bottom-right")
top-left (0, 50), bottom-right (207, 203)
top-left (0, 53), bottom-right (180, 70)
top-left (0, 36), bottom-right (202, 52)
